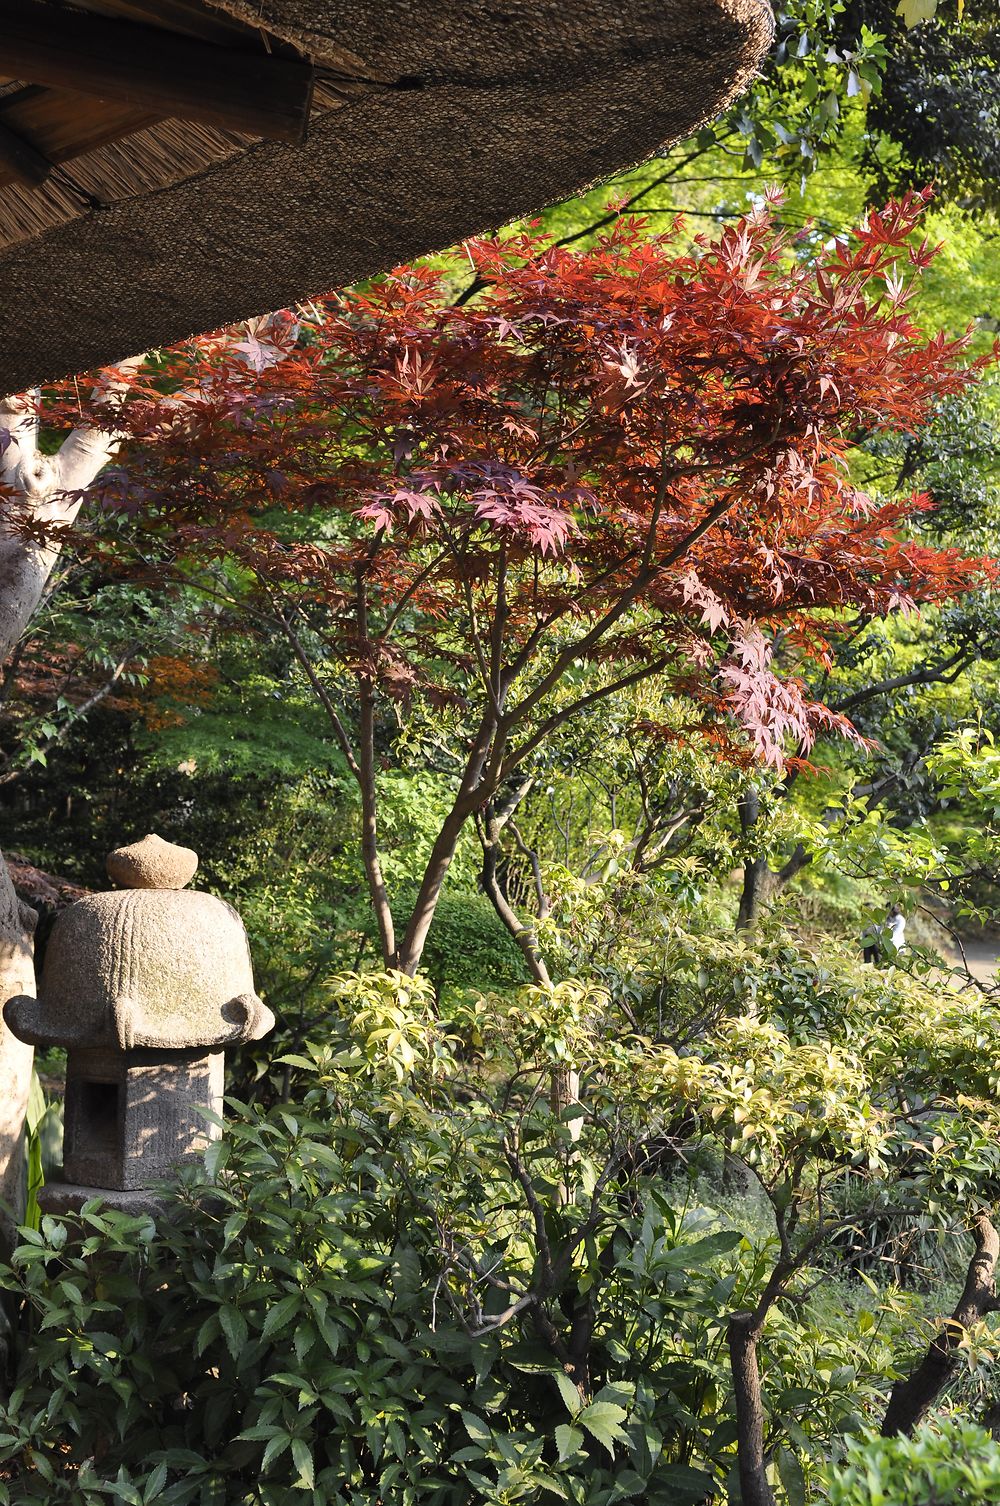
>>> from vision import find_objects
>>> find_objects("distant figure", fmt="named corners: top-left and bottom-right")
top-left (887, 904), bottom-right (907, 955)
top-left (863, 903), bottom-right (906, 965)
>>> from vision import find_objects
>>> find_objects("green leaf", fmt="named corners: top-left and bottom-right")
top-left (555, 1424), bottom-right (584, 1463)
top-left (261, 1293), bottom-right (301, 1340)
top-left (461, 1412), bottom-right (492, 1446)
top-left (219, 1304), bottom-right (248, 1361)
top-left (143, 1462), bottom-right (168, 1502)
top-left (659, 1232), bottom-right (742, 1269)
top-left (553, 1370), bottom-right (582, 1417)
top-left (577, 1400), bottom-right (629, 1456)
top-left (777, 1446), bottom-right (806, 1506)
top-left (291, 1438), bottom-right (314, 1489)
top-left (204, 1140), bottom-right (230, 1179)
top-left (656, 1465), bottom-right (718, 1502)
top-left (260, 1433), bottom-right (292, 1472)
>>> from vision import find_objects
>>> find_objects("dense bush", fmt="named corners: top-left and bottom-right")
top-left (3, 944), bottom-right (1000, 1504)
top-left (824, 1419), bottom-right (1000, 1505)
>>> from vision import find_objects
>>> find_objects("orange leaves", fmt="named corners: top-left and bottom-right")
top-left (136, 655), bottom-right (217, 730)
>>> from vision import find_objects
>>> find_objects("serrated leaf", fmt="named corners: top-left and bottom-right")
top-left (555, 1424), bottom-right (583, 1462)
top-left (143, 1462), bottom-right (168, 1502)
top-left (577, 1400), bottom-right (629, 1456)
top-left (553, 1369), bottom-right (582, 1416)
top-left (219, 1304), bottom-right (247, 1361)
top-left (262, 1293), bottom-right (301, 1340)
top-left (291, 1437), bottom-right (314, 1489)
top-left (260, 1433), bottom-right (292, 1472)
top-left (461, 1411), bottom-right (492, 1445)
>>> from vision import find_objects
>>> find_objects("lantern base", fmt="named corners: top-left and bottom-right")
top-left (38, 1181), bottom-right (168, 1221)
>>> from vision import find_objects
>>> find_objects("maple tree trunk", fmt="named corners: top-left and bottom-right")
top-left (356, 573), bottom-right (396, 967)
top-left (882, 1213), bottom-right (1000, 1437)
top-left (736, 789), bottom-right (774, 930)
top-left (396, 711), bottom-right (501, 976)
top-left (736, 856), bottom-right (778, 930)
top-left (735, 784), bottom-right (811, 929)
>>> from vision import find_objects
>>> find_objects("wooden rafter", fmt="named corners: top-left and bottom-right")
top-left (0, 115), bottom-right (53, 185)
top-left (0, 1), bottom-right (315, 143)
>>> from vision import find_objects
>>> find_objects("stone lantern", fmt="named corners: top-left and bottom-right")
top-left (3, 834), bottom-right (274, 1214)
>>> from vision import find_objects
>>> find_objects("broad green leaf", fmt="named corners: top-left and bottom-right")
top-left (261, 1293), bottom-right (301, 1340)
top-left (555, 1424), bottom-right (584, 1462)
top-left (461, 1411), bottom-right (492, 1446)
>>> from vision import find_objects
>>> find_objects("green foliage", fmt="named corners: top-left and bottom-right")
top-left (0, 979), bottom-right (755, 1505)
top-left (4, 944), bottom-right (1000, 1502)
top-left (824, 1418), bottom-right (1000, 1505)
top-left (398, 891), bottom-right (529, 997)
top-left (733, 3), bottom-right (888, 179)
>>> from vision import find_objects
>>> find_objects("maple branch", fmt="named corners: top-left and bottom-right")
top-left (508, 820), bottom-right (550, 921)
top-left (272, 608), bottom-right (361, 781)
top-left (463, 575), bottom-right (505, 722)
top-left (381, 548), bottom-right (451, 639)
top-left (477, 801), bottom-right (551, 987)
top-left (395, 702), bottom-right (502, 975)
top-left (356, 567), bottom-right (397, 967)
top-left (503, 655), bottom-right (672, 780)
top-left (504, 485), bottom-right (732, 736)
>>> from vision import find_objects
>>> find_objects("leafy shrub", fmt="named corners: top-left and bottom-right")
top-left (415, 891), bottom-right (529, 995)
top-left (824, 1418), bottom-right (1000, 1505)
top-left (2, 969), bottom-right (867, 1506)
top-left (4, 942), bottom-right (1000, 1505)
top-left (0, 976), bottom-right (749, 1505)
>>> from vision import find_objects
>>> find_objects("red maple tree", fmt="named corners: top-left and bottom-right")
top-left (42, 190), bottom-right (995, 978)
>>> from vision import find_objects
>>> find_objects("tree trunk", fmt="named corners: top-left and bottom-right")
top-left (882, 1213), bottom-right (1000, 1437)
top-left (0, 852), bottom-right (36, 1249)
top-left (736, 856), bottom-right (778, 930)
top-left (728, 1310), bottom-right (775, 1506)
top-left (735, 783), bottom-right (811, 930)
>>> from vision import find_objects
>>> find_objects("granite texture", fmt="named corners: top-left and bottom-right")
top-left (61, 1045), bottom-right (224, 1191)
top-left (107, 833), bottom-right (198, 890)
top-left (4, 887), bottom-right (274, 1050)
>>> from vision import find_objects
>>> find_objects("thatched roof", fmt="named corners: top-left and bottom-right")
top-left (0, 0), bottom-right (773, 391)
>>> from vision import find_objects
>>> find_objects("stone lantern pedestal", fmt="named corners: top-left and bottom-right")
top-left (3, 834), bottom-right (274, 1215)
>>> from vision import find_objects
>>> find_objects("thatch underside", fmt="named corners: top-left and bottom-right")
top-left (0, 119), bottom-right (256, 249)
top-left (0, 0), bottom-right (773, 392)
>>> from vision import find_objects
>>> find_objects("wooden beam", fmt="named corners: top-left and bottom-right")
top-left (0, 1), bottom-right (315, 144)
top-left (0, 116), bottom-right (53, 185)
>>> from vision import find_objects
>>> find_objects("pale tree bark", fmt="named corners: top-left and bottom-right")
top-left (0, 861), bottom-right (35, 1249)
